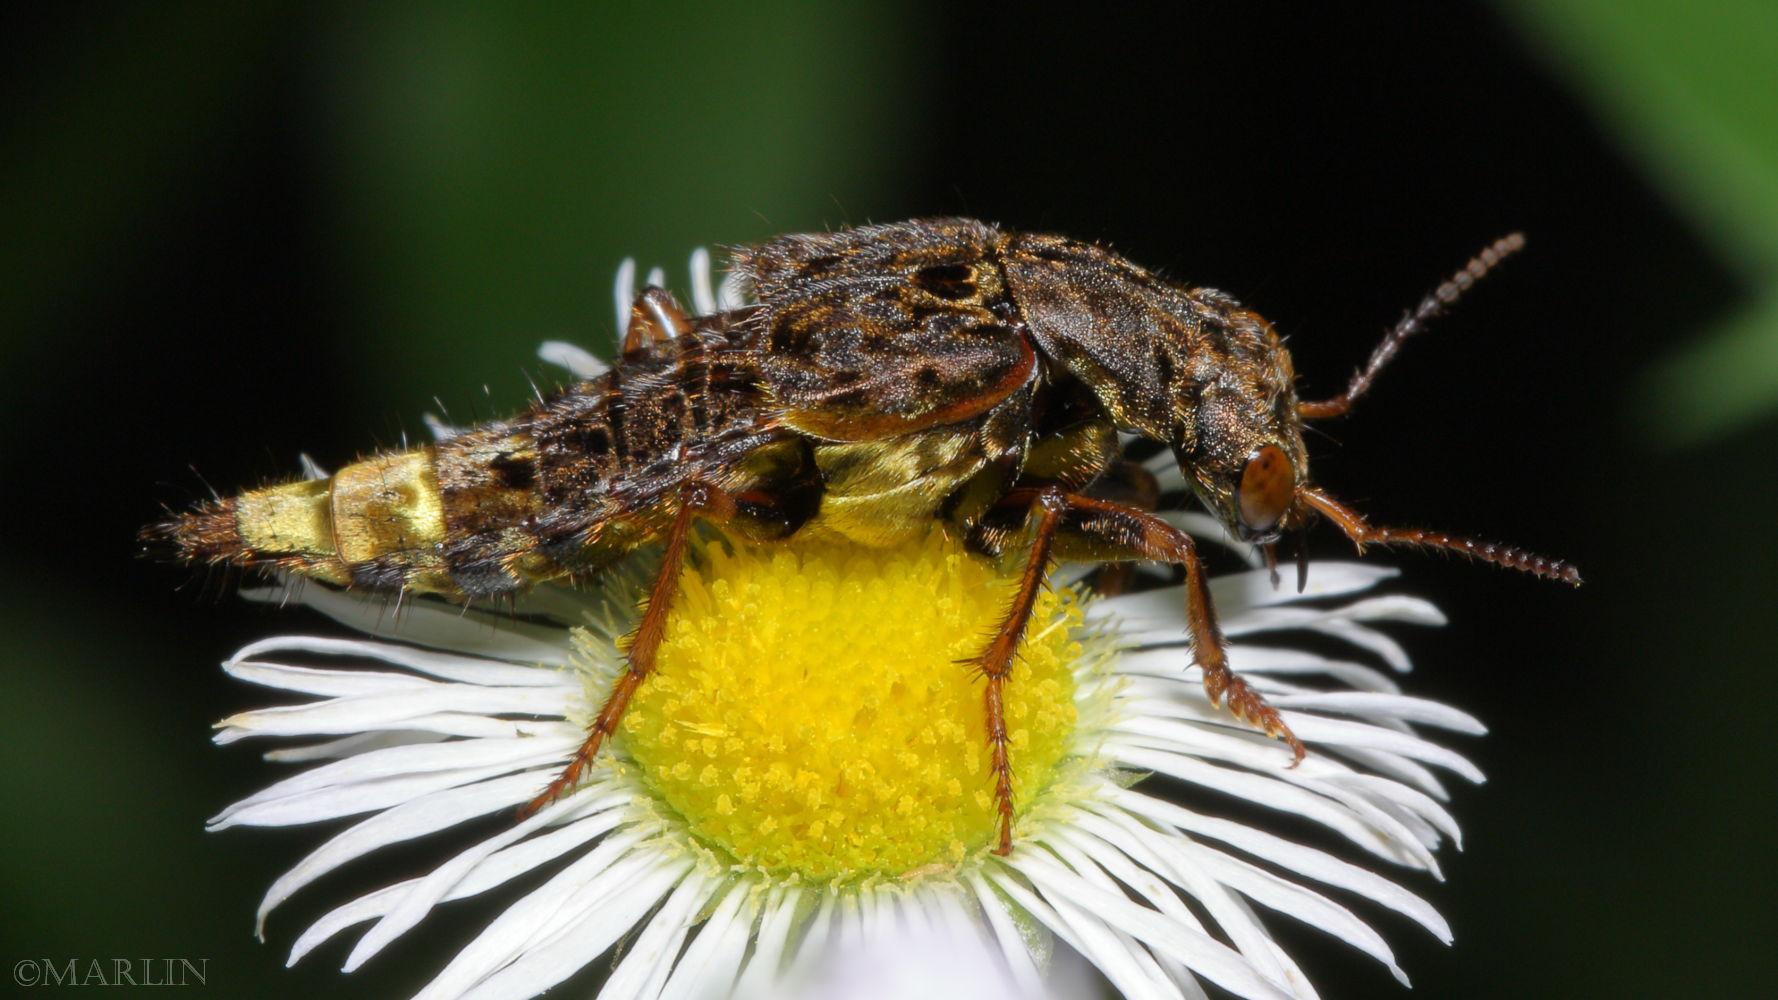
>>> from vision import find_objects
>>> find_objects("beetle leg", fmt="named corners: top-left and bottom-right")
top-left (1084, 459), bottom-right (1161, 596)
top-left (622, 286), bottom-right (692, 358)
top-left (1043, 492), bottom-right (1306, 766)
top-left (519, 480), bottom-right (737, 818)
top-left (967, 486), bottom-right (1069, 856)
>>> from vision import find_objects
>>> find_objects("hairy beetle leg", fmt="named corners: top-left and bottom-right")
top-left (519, 480), bottom-right (737, 819)
top-left (987, 489), bottom-right (1307, 772)
top-left (1070, 494), bottom-right (1305, 765)
top-left (1085, 459), bottom-right (1162, 597)
top-left (966, 487), bottom-right (1069, 857)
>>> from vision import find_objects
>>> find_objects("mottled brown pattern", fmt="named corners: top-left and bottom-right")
top-left (428, 332), bottom-right (785, 597)
top-left (159, 218), bottom-right (1331, 598)
top-left (741, 218), bottom-right (1034, 440)
top-left (152, 327), bottom-right (784, 599)
top-left (999, 232), bottom-right (1307, 517)
top-left (151, 218), bottom-right (1572, 597)
top-left (152, 220), bottom-right (1576, 850)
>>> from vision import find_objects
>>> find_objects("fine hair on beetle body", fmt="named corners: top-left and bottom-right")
top-left (149, 217), bottom-right (1579, 856)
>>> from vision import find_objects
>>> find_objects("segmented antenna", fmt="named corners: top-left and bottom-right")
top-left (1298, 486), bottom-right (1581, 585)
top-left (1299, 233), bottom-right (1526, 419)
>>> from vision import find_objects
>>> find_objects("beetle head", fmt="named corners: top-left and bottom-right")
top-left (1005, 228), bottom-right (1578, 588)
top-left (1167, 304), bottom-right (1310, 546)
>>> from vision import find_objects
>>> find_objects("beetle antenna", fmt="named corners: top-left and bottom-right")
top-left (1297, 485), bottom-right (1581, 585)
top-left (1299, 233), bottom-right (1525, 419)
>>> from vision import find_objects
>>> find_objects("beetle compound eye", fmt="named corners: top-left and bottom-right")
top-left (1238, 445), bottom-right (1295, 536)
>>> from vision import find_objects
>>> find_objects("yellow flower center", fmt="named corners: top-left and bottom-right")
top-left (615, 528), bottom-right (1081, 881)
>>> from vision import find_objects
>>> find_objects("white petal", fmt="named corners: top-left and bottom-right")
top-left (660, 882), bottom-right (757, 1000)
top-left (1275, 714), bottom-right (1483, 782)
top-left (1072, 825), bottom-right (1315, 995)
top-left (344, 785), bottom-right (628, 968)
top-left (1084, 588), bottom-right (1179, 631)
top-left (931, 885), bottom-right (1031, 995)
top-left (1100, 594), bottom-right (1442, 660)
top-left (243, 586), bottom-right (578, 666)
top-left (213, 754), bottom-right (551, 831)
top-left (1305, 622), bottom-right (1416, 672)
top-left (613, 258), bottom-right (637, 337)
top-left (216, 682), bottom-right (577, 738)
top-left (451, 860), bottom-right (692, 1000)
top-left (1166, 845), bottom-right (1404, 987)
top-left (1104, 745), bottom-right (1438, 871)
top-left (1012, 852), bottom-right (1299, 1000)
top-left (263, 730), bottom-right (446, 762)
top-left (221, 660), bottom-right (434, 697)
top-left (231, 635), bottom-right (576, 687)
top-left (1002, 857), bottom-right (1280, 996)
top-left (1104, 715), bottom-right (1302, 772)
top-left (1078, 813), bottom-right (1405, 984)
top-left (1101, 787), bottom-right (1451, 940)
top-left (213, 736), bottom-right (570, 825)
top-left (1328, 746), bottom-right (1451, 800)
top-left (1231, 650), bottom-right (1404, 692)
top-left (981, 868), bottom-right (1173, 989)
top-left (217, 713), bottom-right (567, 746)
top-left (967, 876), bottom-right (1051, 999)
top-left (536, 340), bottom-right (609, 379)
top-left (1268, 691), bottom-right (1485, 733)
top-left (716, 267), bottom-right (750, 310)
top-left (289, 791), bottom-right (626, 964)
top-left (252, 771), bottom-right (546, 932)
top-left (1045, 828), bottom-right (1288, 991)
top-left (1113, 646), bottom-right (1404, 695)
top-left (779, 889), bottom-right (839, 988)
top-left (1110, 704), bottom-right (1481, 786)
top-left (987, 867), bottom-right (1184, 1000)
top-left (411, 829), bottom-right (669, 1000)
top-left (1116, 671), bottom-right (1295, 709)
top-left (1209, 563), bottom-right (1401, 612)
top-left (1333, 773), bottom-right (1465, 847)
top-left (831, 893), bottom-right (866, 970)
top-left (423, 414), bottom-right (464, 442)
top-left (975, 873), bottom-right (1165, 1000)
top-left (731, 885), bottom-right (798, 999)
top-left (799, 888), bottom-right (1028, 1000)
top-left (579, 866), bottom-right (712, 1000)
top-left (688, 247), bottom-right (717, 315)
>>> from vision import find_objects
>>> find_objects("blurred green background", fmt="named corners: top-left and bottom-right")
top-left (3, 2), bottom-right (1774, 998)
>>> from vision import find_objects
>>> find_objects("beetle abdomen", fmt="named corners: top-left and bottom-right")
top-left (154, 336), bottom-right (775, 599)
top-left (156, 447), bottom-right (453, 591)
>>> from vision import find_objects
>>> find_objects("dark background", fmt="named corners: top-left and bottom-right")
top-left (4, 3), bottom-right (1772, 999)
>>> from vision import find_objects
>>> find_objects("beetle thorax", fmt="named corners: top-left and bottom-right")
top-left (1000, 235), bottom-right (1308, 536)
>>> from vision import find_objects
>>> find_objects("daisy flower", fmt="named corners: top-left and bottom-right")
top-left (205, 254), bottom-right (1480, 1000)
